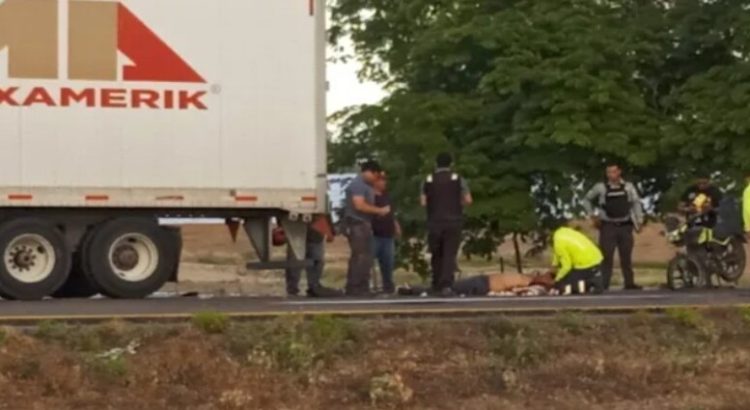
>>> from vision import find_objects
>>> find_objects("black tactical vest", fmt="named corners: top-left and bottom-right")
top-left (602, 183), bottom-right (630, 219)
top-left (425, 171), bottom-right (463, 224)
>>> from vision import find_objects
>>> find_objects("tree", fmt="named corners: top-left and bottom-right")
top-left (329, 0), bottom-right (750, 277)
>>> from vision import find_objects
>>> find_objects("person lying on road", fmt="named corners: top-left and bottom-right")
top-left (397, 272), bottom-right (555, 297)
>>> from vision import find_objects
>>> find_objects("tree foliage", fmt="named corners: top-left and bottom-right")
top-left (328, 0), bottom-right (750, 273)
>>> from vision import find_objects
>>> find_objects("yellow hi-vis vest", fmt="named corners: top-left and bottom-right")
top-left (552, 227), bottom-right (603, 282)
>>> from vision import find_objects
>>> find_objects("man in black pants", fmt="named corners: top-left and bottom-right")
top-left (583, 162), bottom-right (644, 290)
top-left (421, 153), bottom-right (472, 296)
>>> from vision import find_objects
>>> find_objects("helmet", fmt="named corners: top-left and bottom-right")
top-left (693, 193), bottom-right (710, 212)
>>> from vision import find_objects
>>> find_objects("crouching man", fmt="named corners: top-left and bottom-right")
top-left (551, 223), bottom-right (605, 295)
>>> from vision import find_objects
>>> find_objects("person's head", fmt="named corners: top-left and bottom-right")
top-left (435, 152), bottom-right (453, 169)
top-left (550, 219), bottom-right (570, 234)
top-left (605, 162), bottom-right (622, 184)
top-left (695, 172), bottom-right (712, 190)
top-left (374, 173), bottom-right (388, 193)
top-left (360, 160), bottom-right (382, 184)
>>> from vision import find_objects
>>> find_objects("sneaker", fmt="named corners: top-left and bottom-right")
top-left (624, 284), bottom-right (643, 291)
top-left (439, 287), bottom-right (456, 298)
top-left (345, 290), bottom-right (376, 298)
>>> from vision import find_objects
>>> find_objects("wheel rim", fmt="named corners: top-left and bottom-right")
top-left (3, 234), bottom-right (56, 284)
top-left (107, 234), bottom-right (159, 282)
top-left (719, 242), bottom-right (745, 281)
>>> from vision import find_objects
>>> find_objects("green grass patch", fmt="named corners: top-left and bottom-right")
top-left (32, 320), bottom-right (130, 352)
top-left (738, 306), bottom-right (750, 324)
top-left (227, 315), bottom-right (360, 373)
top-left (192, 311), bottom-right (230, 334)
top-left (485, 318), bottom-right (549, 368)
top-left (85, 355), bottom-right (128, 382)
top-left (557, 312), bottom-right (593, 335)
top-left (666, 308), bottom-right (709, 330)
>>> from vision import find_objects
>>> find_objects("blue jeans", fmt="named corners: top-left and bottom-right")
top-left (373, 236), bottom-right (395, 292)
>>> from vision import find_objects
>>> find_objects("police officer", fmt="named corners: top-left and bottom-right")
top-left (421, 152), bottom-right (472, 296)
top-left (583, 162), bottom-right (644, 291)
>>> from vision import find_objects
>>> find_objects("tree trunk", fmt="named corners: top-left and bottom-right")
top-left (513, 232), bottom-right (523, 273)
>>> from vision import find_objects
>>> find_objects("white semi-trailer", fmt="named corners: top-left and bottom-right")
top-left (0, 0), bottom-right (326, 299)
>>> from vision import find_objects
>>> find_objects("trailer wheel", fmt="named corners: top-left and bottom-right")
top-left (161, 226), bottom-right (183, 283)
top-left (0, 218), bottom-right (71, 300)
top-left (86, 218), bottom-right (174, 299)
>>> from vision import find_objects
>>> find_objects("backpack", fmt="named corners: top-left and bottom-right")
top-left (714, 197), bottom-right (743, 239)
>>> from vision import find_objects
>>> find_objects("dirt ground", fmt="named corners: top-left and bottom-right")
top-left (2, 309), bottom-right (750, 409)
top-left (173, 222), bottom-right (707, 296)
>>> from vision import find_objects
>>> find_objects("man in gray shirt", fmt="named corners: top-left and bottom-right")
top-left (343, 160), bottom-right (390, 296)
top-left (582, 162), bottom-right (644, 290)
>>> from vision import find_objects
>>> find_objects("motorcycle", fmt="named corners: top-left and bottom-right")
top-left (664, 212), bottom-right (746, 290)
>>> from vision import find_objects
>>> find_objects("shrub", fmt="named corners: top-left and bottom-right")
top-left (192, 311), bottom-right (230, 334)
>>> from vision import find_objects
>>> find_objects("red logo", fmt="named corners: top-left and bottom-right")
top-left (0, 0), bottom-right (208, 110)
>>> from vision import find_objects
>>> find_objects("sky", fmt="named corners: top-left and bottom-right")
top-left (326, 52), bottom-right (386, 115)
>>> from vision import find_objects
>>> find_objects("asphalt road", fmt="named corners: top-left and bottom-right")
top-left (0, 289), bottom-right (748, 323)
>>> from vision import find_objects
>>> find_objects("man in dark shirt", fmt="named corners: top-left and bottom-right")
top-left (679, 175), bottom-right (723, 227)
top-left (421, 153), bottom-right (472, 296)
top-left (372, 175), bottom-right (401, 294)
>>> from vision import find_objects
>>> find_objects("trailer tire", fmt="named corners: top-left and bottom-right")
top-left (0, 218), bottom-right (71, 300)
top-left (86, 218), bottom-right (175, 299)
top-left (161, 226), bottom-right (182, 283)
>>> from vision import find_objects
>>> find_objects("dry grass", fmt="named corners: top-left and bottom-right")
top-left (1, 310), bottom-right (749, 409)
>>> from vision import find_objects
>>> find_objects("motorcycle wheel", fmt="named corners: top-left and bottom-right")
top-left (718, 238), bottom-right (746, 282)
top-left (667, 254), bottom-right (706, 290)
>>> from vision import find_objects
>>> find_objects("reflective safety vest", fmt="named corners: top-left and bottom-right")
top-left (551, 227), bottom-right (603, 281)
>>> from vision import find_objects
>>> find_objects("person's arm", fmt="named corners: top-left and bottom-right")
top-left (552, 241), bottom-right (572, 282)
top-left (582, 183), bottom-right (602, 217)
top-left (678, 187), bottom-right (694, 213)
top-left (710, 187), bottom-right (724, 210)
top-left (628, 183), bottom-right (645, 227)
top-left (394, 220), bottom-right (402, 238)
top-left (352, 195), bottom-right (389, 216)
top-left (420, 181), bottom-right (428, 207)
top-left (461, 178), bottom-right (473, 206)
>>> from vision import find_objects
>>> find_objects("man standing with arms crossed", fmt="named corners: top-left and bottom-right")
top-left (343, 160), bottom-right (390, 296)
top-left (421, 153), bottom-right (472, 296)
top-left (583, 162), bottom-right (644, 291)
